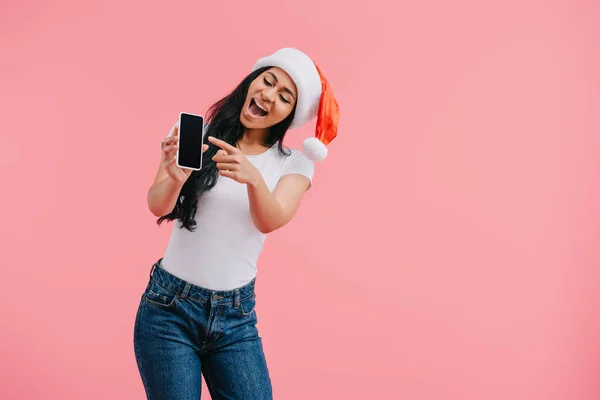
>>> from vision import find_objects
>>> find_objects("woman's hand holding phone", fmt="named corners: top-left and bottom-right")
top-left (161, 123), bottom-right (208, 184)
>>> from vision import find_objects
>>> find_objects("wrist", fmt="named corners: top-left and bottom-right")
top-left (163, 174), bottom-right (185, 190)
top-left (247, 171), bottom-right (263, 189)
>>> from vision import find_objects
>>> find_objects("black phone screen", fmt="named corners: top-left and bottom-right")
top-left (178, 113), bottom-right (204, 170)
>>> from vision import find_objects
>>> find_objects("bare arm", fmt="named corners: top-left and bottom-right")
top-left (207, 136), bottom-right (311, 234)
top-left (147, 160), bottom-right (186, 217)
top-left (147, 123), bottom-right (208, 217)
top-left (246, 174), bottom-right (310, 234)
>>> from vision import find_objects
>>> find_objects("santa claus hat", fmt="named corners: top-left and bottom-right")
top-left (252, 47), bottom-right (340, 162)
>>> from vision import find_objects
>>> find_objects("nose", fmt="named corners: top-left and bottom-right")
top-left (260, 87), bottom-right (276, 103)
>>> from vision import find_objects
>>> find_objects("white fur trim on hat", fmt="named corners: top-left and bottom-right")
top-left (252, 48), bottom-right (322, 129)
top-left (303, 137), bottom-right (328, 162)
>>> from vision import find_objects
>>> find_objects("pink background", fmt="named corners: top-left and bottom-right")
top-left (1, 0), bottom-right (599, 399)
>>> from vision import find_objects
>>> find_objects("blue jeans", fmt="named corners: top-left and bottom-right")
top-left (134, 259), bottom-right (273, 399)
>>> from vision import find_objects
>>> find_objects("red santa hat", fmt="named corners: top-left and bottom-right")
top-left (252, 48), bottom-right (340, 162)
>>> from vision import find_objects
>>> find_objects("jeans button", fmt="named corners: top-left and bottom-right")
top-left (212, 294), bottom-right (219, 301)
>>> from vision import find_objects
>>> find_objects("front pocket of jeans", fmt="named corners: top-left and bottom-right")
top-left (143, 281), bottom-right (177, 309)
top-left (238, 294), bottom-right (256, 316)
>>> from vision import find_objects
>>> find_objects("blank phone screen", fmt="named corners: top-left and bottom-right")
top-left (178, 113), bottom-right (204, 170)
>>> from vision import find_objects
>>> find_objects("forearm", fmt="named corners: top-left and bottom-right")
top-left (147, 177), bottom-right (184, 217)
top-left (246, 176), bottom-right (286, 234)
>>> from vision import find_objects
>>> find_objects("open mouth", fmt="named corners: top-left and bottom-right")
top-left (248, 98), bottom-right (268, 118)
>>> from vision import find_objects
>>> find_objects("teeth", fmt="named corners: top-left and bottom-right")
top-left (254, 98), bottom-right (268, 113)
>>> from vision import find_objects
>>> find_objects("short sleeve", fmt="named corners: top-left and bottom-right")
top-left (281, 150), bottom-right (315, 187)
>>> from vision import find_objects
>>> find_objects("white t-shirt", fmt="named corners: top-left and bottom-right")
top-left (160, 143), bottom-right (314, 290)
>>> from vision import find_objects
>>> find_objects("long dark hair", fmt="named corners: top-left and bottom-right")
top-left (157, 66), bottom-right (297, 231)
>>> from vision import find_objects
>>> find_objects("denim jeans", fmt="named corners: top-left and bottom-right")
top-left (134, 259), bottom-right (273, 400)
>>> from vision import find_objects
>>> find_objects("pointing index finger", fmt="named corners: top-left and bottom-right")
top-left (207, 136), bottom-right (238, 154)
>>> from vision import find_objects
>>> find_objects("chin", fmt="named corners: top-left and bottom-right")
top-left (240, 115), bottom-right (262, 130)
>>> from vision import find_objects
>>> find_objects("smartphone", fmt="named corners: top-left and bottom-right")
top-left (177, 112), bottom-right (205, 171)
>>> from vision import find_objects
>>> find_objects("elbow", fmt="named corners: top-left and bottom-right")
top-left (147, 199), bottom-right (160, 217)
top-left (148, 203), bottom-right (166, 218)
top-left (149, 208), bottom-right (166, 218)
top-left (147, 194), bottom-right (169, 218)
top-left (258, 226), bottom-right (276, 234)
top-left (255, 221), bottom-right (275, 234)
top-left (254, 219), bottom-right (280, 234)
top-left (148, 199), bottom-right (173, 218)
top-left (255, 218), bottom-right (288, 234)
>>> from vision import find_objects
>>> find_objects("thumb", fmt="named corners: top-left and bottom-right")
top-left (202, 144), bottom-right (209, 153)
top-left (169, 121), bottom-right (179, 137)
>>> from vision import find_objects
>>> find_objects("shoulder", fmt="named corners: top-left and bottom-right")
top-left (276, 148), bottom-right (315, 182)
top-left (285, 148), bottom-right (313, 164)
top-left (272, 147), bottom-right (313, 168)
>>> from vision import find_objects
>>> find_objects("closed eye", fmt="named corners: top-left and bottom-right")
top-left (264, 76), bottom-right (291, 104)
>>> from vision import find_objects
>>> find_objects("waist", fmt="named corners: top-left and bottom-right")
top-left (149, 258), bottom-right (256, 301)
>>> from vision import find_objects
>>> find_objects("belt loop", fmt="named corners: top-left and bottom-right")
top-left (234, 289), bottom-right (240, 309)
top-left (149, 263), bottom-right (157, 279)
top-left (180, 283), bottom-right (192, 300)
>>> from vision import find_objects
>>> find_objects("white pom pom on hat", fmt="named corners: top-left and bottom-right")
top-left (252, 48), bottom-right (340, 162)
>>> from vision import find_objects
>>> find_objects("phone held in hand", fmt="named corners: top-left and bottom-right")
top-left (177, 112), bottom-right (205, 171)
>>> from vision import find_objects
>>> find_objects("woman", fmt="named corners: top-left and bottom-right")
top-left (133, 47), bottom-right (339, 400)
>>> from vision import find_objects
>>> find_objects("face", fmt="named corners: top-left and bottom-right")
top-left (240, 67), bottom-right (298, 130)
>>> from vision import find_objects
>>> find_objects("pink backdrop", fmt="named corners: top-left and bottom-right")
top-left (1, 0), bottom-right (599, 399)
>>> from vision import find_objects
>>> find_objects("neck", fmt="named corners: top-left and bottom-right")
top-left (236, 128), bottom-right (271, 155)
top-left (240, 128), bottom-right (269, 147)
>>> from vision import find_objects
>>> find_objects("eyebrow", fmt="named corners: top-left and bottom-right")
top-left (267, 72), bottom-right (296, 100)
